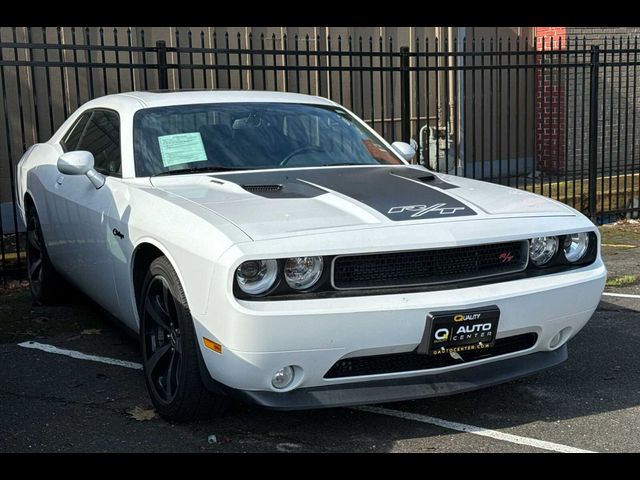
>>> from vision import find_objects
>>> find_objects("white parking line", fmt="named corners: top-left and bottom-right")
top-left (18, 341), bottom-right (143, 370)
top-left (16, 341), bottom-right (595, 453)
top-left (352, 406), bottom-right (595, 453)
top-left (602, 292), bottom-right (640, 299)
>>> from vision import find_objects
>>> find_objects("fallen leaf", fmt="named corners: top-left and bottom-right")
top-left (126, 406), bottom-right (157, 421)
top-left (81, 328), bottom-right (102, 335)
top-left (276, 442), bottom-right (302, 452)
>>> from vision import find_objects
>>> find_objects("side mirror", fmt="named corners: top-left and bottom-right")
top-left (391, 141), bottom-right (417, 162)
top-left (57, 151), bottom-right (105, 189)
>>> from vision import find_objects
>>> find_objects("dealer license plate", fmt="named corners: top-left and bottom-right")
top-left (418, 306), bottom-right (500, 356)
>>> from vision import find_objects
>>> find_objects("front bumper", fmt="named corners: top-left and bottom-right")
top-left (229, 347), bottom-right (567, 410)
top-left (192, 259), bottom-right (605, 407)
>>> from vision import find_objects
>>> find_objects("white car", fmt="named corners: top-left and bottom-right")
top-left (16, 90), bottom-right (606, 421)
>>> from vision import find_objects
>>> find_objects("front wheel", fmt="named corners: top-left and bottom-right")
top-left (140, 256), bottom-right (229, 421)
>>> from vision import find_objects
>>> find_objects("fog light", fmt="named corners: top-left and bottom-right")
top-left (549, 327), bottom-right (573, 349)
top-left (272, 366), bottom-right (294, 389)
top-left (549, 332), bottom-right (563, 349)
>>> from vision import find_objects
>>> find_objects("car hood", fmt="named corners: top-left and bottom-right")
top-left (149, 165), bottom-right (574, 241)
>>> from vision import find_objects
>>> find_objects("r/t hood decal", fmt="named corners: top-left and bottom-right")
top-left (388, 203), bottom-right (467, 217)
top-left (213, 166), bottom-right (476, 221)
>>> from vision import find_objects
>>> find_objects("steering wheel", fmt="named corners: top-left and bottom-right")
top-left (279, 146), bottom-right (327, 166)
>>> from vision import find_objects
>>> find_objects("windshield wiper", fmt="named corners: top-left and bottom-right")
top-left (151, 166), bottom-right (249, 177)
top-left (319, 162), bottom-right (370, 167)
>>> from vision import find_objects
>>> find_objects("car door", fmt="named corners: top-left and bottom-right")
top-left (50, 109), bottom-right (121, 315)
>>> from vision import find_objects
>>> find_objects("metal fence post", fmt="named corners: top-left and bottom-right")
top-left (400, 46), bottom-right (411, 143)
top-left (156, 40), bottom-right (169, 90)
top-left (588, 45), bottom-right (600, 221)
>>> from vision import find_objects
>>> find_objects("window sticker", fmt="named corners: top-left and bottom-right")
top-left (158, 132), bottom-right (208, 167)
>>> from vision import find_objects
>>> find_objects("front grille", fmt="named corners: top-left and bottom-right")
top-left (332, 240), bottom-right (528, 290)
top-left (324, 333), bottom-right (538, 378)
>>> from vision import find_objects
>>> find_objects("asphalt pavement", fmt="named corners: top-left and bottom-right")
top-left (1, 223), bottom-right (639, 453)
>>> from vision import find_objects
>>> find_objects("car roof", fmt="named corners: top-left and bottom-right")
top-left (85, 90), bottom-right (338, 109)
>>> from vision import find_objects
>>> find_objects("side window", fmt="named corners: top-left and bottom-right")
top-left (61, 113), bottom-right (91, 152)
top-left (77, 110), bottom-right (122, 177)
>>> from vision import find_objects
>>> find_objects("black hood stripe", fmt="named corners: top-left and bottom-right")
top-left (388, 167), bottom-right (460, 190)
top-left (213, 166), bottom-right (476, 221)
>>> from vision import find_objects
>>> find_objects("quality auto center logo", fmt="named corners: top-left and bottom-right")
top-left (433, 312), bottom-right (485, 343)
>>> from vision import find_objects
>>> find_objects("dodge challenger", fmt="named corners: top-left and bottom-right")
top-left (15, 90), bottom-right (607, 420)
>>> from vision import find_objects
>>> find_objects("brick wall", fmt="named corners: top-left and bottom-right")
top-left (535, 27), bottom-right (567, 174)
top-left (564, 27), bottom-right (640, 182)
top-left (566, 27), bottom-right (640, 42)
top-left (535, 27), bottom-right (640, 182)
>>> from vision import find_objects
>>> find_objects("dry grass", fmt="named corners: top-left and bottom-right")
top-left (600, 219), bottom-right (640, 247)
top-left (606, 274), bottom-right (638, 287)
top-left (525, 172), bottom-right (640, 212)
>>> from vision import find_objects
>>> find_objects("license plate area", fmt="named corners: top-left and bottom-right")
top-left (418, 306), bottom-right (500, 356)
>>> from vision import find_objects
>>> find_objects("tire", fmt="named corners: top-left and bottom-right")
top-left (139, 256), bottom-right (230, 421)
top-left (25, 206), bottom-right (65, 305)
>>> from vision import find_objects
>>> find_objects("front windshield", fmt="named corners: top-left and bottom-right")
top-left (133, 102), bottom-right (403, 176)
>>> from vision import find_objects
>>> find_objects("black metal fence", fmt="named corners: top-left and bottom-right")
top-left (1, 27), bottom-right (640, 281)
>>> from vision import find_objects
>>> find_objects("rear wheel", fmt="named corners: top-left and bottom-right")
top-left (26, 206), bottom-right (65, 305)
top-left (140, 256), bottom-right (229, 421)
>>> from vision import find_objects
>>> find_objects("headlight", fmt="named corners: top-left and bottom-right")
top-left (283, 256), bottom-right (324, 290)
top-left (563, 232), bottom-right (590, 262)
top-left (236, 259), bottom-right (278, 295)
top-left (529, 236), bottom-right (559, 266)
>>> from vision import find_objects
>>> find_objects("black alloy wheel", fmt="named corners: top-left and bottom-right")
top-left (140, 256), bottom-right (229, 421)
top-left (142, 275), bottom-right (183, 404)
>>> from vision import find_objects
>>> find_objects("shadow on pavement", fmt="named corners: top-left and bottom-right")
top-left (2, 294), bottom-right (638, 452)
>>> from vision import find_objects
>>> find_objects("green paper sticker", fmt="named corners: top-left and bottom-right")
top-left (158, 132), bottom-right (208, 167)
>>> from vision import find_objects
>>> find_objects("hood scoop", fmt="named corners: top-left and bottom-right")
top-left (388, 168), bottom-right (458, 190)
top-left (242, 184), bottom-right (282, 193)
top-left (228, 174), bottom-right (326, 199)
top-left (417, 174), bottom-right (435, 182)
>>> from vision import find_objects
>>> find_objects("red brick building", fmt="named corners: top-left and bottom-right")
top-left (535, 27), bottom-right (567, 174)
